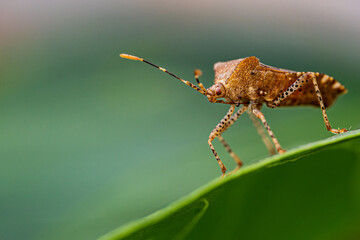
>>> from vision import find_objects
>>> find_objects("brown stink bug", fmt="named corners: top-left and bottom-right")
top-left (120, 53), bottom-right (347, 177)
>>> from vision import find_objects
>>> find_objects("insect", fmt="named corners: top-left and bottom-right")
top-left (120, 53), bottom-right (347, 177)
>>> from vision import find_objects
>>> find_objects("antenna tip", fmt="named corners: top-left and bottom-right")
top-left (120, 53), bottom-right (143, 61)
top-left (194, 69), bottom-right (203, 78)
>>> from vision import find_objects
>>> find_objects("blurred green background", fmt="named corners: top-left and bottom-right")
top-left (1, 1), bottom-right (359, 239)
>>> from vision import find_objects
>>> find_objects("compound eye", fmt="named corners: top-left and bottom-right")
top-left (215, 88), bottom-right (222, 95)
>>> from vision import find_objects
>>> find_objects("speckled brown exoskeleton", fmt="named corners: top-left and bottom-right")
top-left (120, 53), bottom-right (347, 177)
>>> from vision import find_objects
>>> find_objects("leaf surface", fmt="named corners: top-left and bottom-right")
top-left (100, 130), bottom-right (360, 240)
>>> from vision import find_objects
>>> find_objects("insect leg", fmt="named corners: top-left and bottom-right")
top-left (208, 104), bottom-right (235, 177)
top-left (250, 102), bottom-right (285, 154)
top-left (270, 72), bottom-right (313, 108)
top-left (269, 72), bottom-right (347, 134)
top-left (247, 109), bottom-right (276, 155)
top-left (223, 105), bottom-right (249, 132)
top-left (311, 75), bottom-right (347, 134)
top-left (217, 105), bottom-right (249, 171)
top-left (217, 135), bottom-right (242, 168)
top-left (120, 53), bottom-right (207, 95)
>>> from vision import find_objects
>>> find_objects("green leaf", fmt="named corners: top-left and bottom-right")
top-left (100, 130), bottom-right (360, 240)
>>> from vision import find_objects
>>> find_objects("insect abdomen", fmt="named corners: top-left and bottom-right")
top-left (276, 73), bottom-right (346, 108)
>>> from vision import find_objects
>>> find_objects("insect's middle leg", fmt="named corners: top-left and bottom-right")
top-left (269, 72), bottom-right (347, 134)
top-left (250, 102), bottom-right (285, 154)
top-left (208, 104), bottom-right (235, 177)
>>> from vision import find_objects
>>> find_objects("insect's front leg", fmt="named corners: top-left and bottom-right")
top-left (250, 102), bottom-right (285, 154)
top-left (269, 72), bottom-right (347, 134)
top-left (217, 135), bottom-right (241, 169)
top-left (217, 105), bottom-right (249, 174)
top-left (208, 104), bottom-right (235, 177)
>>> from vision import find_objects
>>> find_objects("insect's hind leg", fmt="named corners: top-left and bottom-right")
top-left (311, 76), bottom-right (347, 134)
top-left (247, 109), bottom-right (276, 155)
top-left (208, 104), bottom-right (235, 177)
top-left (269, 72), bottom-right (347, 134)
top-left (250, 102), bottom-right (285, 154)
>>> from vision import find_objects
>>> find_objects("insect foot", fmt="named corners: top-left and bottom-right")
top-left (329, 128), bottom-right (348, 134)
